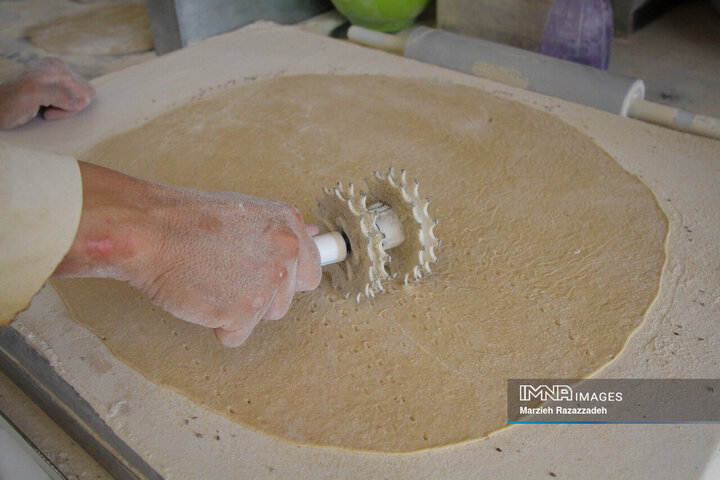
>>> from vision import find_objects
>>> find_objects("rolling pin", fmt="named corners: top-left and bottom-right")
top-left (348, 25), bottom-right (720, 141)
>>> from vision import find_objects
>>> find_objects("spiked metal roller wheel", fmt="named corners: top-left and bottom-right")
top-left (313, 182), bottom-right (390, 301)
top-left (365, 168), bottom-right (440, 284)
top-left (312, 169), bottom-right (439, 301)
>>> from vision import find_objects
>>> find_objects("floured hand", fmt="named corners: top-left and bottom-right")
top-left (54, 162), bottom-right (322, 347)
top-left (0, 58), bottom-right (95, 129)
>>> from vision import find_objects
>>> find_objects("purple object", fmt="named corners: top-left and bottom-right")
top-left (540, 0), bottom-right (613, 70)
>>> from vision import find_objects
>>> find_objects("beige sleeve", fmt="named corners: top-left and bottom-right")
top-left (0, 142), bottom-right (82, 325)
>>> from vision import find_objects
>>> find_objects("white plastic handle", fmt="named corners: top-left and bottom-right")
top-left (313, 232), bottom-right (348, 266)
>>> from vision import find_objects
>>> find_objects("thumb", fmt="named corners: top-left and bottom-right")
top-left (305, 223), bottom-right (319, 236)
top-left (214, 324), bottom-right (256, 348)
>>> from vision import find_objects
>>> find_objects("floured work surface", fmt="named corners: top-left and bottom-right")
top-left (26, 4), bottom-right (153, 56)
top-left (52, 74), bottom-right (667, 452)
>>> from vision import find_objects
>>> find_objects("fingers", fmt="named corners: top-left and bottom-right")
top-left (42, 106), bottom-right (79, 120)
top-left (260, 227), bottom-right (299, 320)
top-left (304, 223), bottom-right (319, 236)
top-left (264, 261), bottom-right (297, 320)
top-left (70, 69), bottom-right (96, 100)
top-left (269, 207), bottom-right (321, 292)
top-left (213, 221), bottom-right (310, 343)
top-left (213, 280), bottom-right (284, 346)
top-left (28, 58), bottom-right (95, 120)
top-left (37, 79), bottom-right (94, 119)
top-left (292, 218), bottom-right (321, 292)
top-left (214, 323), bottom-right (257, 348)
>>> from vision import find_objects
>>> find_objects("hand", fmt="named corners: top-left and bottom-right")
top-left (0, 58), bottom-right (95, 129)
top-left (54, 162), bottom-right (322, 347)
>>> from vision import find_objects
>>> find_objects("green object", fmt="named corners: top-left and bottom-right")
top-left (331, 0), bottom-right (429, 32)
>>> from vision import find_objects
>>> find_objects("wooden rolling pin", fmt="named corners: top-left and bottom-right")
top-left (348, 25), bottom-right (720, 141)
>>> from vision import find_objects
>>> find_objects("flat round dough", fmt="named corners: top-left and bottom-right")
top-left (52, 75), bottom-right (667, 452)
top-left (26, 5), bottom-right (153, 55)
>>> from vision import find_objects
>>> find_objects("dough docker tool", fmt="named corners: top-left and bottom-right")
top-left (311, 168), bottom-right (439, 302)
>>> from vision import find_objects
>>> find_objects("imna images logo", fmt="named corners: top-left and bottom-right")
top-left (519, 384), bottom-right (573, 402)
top-left (518, 383), bottom-right (623, 402)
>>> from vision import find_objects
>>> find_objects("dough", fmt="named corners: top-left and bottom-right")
top-left (26, 5), bottom-right (153, 56)
top-left (52, 75), bottom-right (667, 452)
top-left (0, 57), bottom-right (24, 80)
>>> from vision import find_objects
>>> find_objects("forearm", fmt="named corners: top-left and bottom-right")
top-left (53, 161), bottom-right (159, 280)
